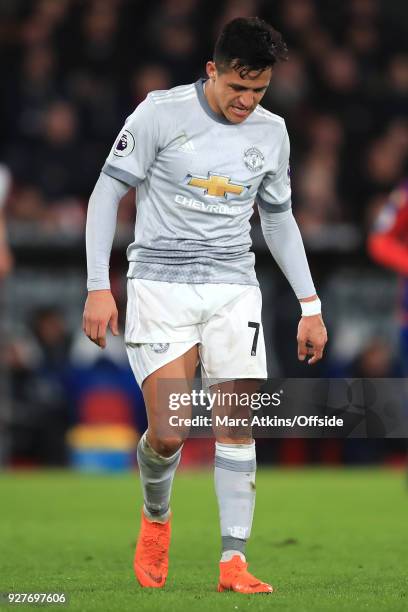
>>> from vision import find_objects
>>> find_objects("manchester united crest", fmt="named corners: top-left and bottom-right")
top-left (243, 147), bottom-right (264, 172)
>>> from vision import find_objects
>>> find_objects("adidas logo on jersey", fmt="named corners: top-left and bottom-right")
top-left (178, 139), bottom-right (196, 153)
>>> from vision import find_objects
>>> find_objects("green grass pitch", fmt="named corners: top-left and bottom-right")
top-left (0, 469), bottom-right (407, 611)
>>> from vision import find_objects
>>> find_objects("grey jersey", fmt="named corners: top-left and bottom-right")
top-left (102, 79), bottom-right (291, 285)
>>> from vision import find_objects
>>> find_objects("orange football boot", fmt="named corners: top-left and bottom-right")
top-left (218, 554), bottom-right (273, 594)
top-left (134, 511), bottom-right (171, 588)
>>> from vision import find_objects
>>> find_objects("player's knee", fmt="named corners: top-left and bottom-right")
top-left (150, 435), bottom-right (184, 457)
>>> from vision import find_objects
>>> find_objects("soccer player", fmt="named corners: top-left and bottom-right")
top-left (368, 180), bottom-right (408, 373)
top-left (83, 17), bottom-right (327, 594)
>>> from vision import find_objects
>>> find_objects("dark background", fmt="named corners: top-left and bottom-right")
top-left (0, 0), bottom-right (407, 468)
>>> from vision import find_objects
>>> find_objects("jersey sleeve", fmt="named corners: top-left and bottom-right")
top-left (256, 126), bottom-right (292, 213)
top-left (102, 95), bottom-right (160, 188)
top-left (259, 207), bottom-right (316, 299)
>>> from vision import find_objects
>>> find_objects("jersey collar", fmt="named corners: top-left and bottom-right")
top-left (195, 78), bottom-right (233, 125)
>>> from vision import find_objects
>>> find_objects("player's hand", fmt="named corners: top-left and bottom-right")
top-left (83, 289), bottom-right (119, 349)
top-left (297, 314), bottom-right (327, 365)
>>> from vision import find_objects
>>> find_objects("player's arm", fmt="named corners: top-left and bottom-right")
top-left (259, 207), bottom-right (327, 364)
top-left (257, 126), bottom-right (327, 365)
top-left (368, 232), bottom-right (408, 276)
top-left (83, 173), bottom-right (129, 348)
top-left (83, 95), bottom-right (161, 348)
top-left (0, 165), bottom-right (13, 279)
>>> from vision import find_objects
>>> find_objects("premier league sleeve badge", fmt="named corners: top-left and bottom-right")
top-left (114, 130), bottom-right (135, 157)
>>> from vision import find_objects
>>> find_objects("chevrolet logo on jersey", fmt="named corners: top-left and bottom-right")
top-left (185, 173), bottom-right (248, 200)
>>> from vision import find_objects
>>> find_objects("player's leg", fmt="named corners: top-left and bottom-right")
top-left (212, 380), bottom-right (271, 593)
top-left (125, 278), bottom-right (201, 586)
top-left (129, 344), bottom-right (198, 588)
top-left (139, 344), bottom-right (198, 519)
top-left (200, 285), bottom-right (272, 593)
top-left (212, 379), bottom-right (257, 553)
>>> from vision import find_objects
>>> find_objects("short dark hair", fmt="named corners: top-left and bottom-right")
top-left (214, 17), bottom-right (288, 77)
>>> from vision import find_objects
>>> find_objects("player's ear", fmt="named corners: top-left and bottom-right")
top-left (206, 61), bottom-right (217, 81)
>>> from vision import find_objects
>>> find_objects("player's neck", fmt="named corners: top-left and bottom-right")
top-left (203, 79), bottom-right (224, 119)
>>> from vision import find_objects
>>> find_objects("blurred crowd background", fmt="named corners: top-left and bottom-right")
top-left (0, 0), bottom-right (407, 468)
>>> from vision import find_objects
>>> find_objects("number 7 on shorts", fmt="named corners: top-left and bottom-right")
top-left (248, 321), bottom-right (260, 356)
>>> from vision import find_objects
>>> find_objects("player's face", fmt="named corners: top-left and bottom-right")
top-left (205, 61), bottom-right (272, 124)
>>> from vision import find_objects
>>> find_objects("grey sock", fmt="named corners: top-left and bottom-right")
top-left (137, 432), bottom-right (182, 522)
top-left (214, 442), bottom-right (256, 556)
